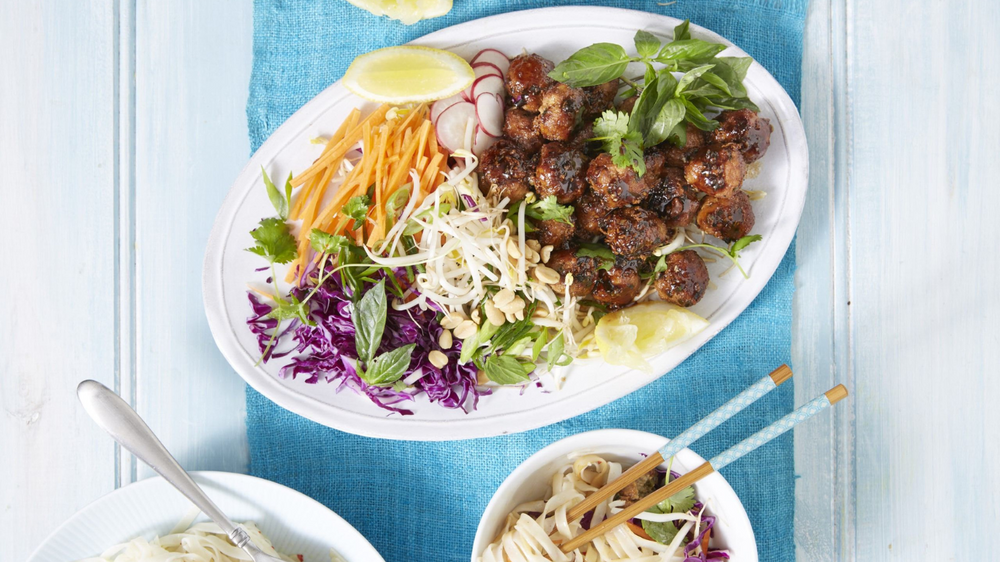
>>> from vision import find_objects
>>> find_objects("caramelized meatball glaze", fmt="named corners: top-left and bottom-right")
top-left (535, 83), bottom-right (586, 141)
top-left (655, 250), bottom-right (710, 307)
top-left (534, 217), bottom-right (576, 247)
top-left (649, 123), bottom-right (708, 168)
top-left (644, 167), bottom-right (702, 228)
top-left (582, 80), bottom-right (619, 117)
top-left (479, 139), bottom-right (536, 203)
top-left (710, 109), bottom-right (771, 163)
top-left (506, 54), bottom-right (554, 112)
top-left (533, 142), bottom-right (589, 204)
top-left (592, 260), bottom-right (643, 308)
top-left (587, 153), bottom-right (654, 209)
top-left (601, 207), bottom-right (670, 258)
top-left (573, 192), bottom-right (606, 240)
top-left (684, 143), bottom-right (747, 197)
top-left (696, 190), bottom-right (756, 243)
top-left (503, 108), bottom-right (543, 153)
top-left (546, 248), bottom-right (599, 297)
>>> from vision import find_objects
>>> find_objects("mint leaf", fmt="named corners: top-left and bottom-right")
top-left (261, 167), bottom-right (289, 220)
top-left (247, 218), bottom-right (297, 265)
top-left (353, 279), bottom-right (387, 363)
top-left (548, 43), bottom-right (630, 88)
top-left (634, 30), bottom-right (660, 59)
top-left (362, 344), bottom-right (415, 386)
top-left (343, 195), bottom-right (371, 230)
top-left (310, 229), bottom-right (351, 255)
top-left (484, 354), bottom-right (531, 385)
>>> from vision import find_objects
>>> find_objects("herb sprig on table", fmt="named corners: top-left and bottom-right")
top-left (549, 20), bottom-right (757, 175)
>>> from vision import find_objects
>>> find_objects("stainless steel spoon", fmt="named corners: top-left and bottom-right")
top-left (77, 380), bottom-right (284, 562)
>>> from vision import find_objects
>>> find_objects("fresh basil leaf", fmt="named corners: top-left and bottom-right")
top-left (673, 19), bottom-right (691, 41)
top-left (531, 329), bottom-right (549, 362)
top-left (634, 30), bottom-right (660, 59)
top-left (678, 97), bottom-right (719, 131)
top-left (247, 217), bottom-right (297, 265)
top-left (667, 120), bottom-right (688, 148)
top-left (646, 98), bottom-right (687, 147)
top-left (718, 56), bottom-right (753, 82)
top-left (459, 319), bottom-right (501, 364)
top-left (261, 167), bottom-right (288, 220)
top-left (644, 62), bottom-right (656, 86)
top-left (484, 354), bottom-right (531, 385)
top-left (675, 64), bottom-right (716, 95)
top-left (698, 71), bottom-right (731, 96)
top-left (549, 43), bottom-right (630, 88)
top-left (578, 243), bottom-right (616, 261)
top-left (656, 39), bottom-right (726, 64)
top-left (546, 332), bottom-right (565, 372)
top-left (729, 234), bottom-right (763, 256)
top-left (353, 280), bottom-right (387, 363)
top-left (362, 344), bottom-right (415, 386)
top-left (702, 95), bottom-right (759, 112)
top-left (310, 229), bottom-right (351, 255)
top-left (708, 60), bottom-right (747, 98)
top-left (629, 70), bottom-right (677, 146)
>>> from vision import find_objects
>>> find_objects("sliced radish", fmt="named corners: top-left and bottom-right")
top-left (475, 92), bottom-right (504, 138)
top-left (474, 125), bottom-right (498, 155)
top-left (471, 48), bottom-right (510, 76)
top-left (472, 62), bottom-right (504, 80)
top-left (434, 101), bottom-right (477, 153)
top-left (471, 75), bottom-right (504, 98)
top-left (430, 93), bottom-right (467, 123)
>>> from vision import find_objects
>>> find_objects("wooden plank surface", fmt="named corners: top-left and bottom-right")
top-left (0, 2), bottom-right (118, 561)
top-left (5, 0), bottom-right (1000, 560)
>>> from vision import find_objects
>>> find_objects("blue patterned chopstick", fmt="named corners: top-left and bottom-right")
top-left (657, 364), bottom-right (792, 459)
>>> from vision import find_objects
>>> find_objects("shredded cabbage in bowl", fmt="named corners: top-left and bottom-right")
top-left (76, 511), bottom-right (299, 562)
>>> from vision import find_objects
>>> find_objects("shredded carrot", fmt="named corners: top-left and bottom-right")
top-left (626, 521), bottom-right (653, 541)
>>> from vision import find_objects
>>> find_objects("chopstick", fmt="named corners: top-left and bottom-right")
top-left (560, 384), bottom-right (848, 553)
top-left (565, 365), bottom-right (793, 522)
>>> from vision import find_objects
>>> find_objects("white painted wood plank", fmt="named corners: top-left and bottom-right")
top-left (132, 0), bottom-right (254, 480)
top-left (847, 0), bottom-right (1000, 559)
top-left (0, 2), bottom-right (118, 561)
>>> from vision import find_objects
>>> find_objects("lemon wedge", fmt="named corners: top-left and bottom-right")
top-left (342, 45), bottom-right (474, 104)
top-left (595, 302), bottom-right (709, 373)
top-left (344, 0), bottom-right (452, 25)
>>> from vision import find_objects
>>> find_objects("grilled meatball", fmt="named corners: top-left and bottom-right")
top-left (601, 207), bottom-right (670, 258)
top-left (644, 168), bottom-right (702, 228)
top-left (685, 143), bottom-right (747, 197)
top-left (696, 190), bottom-right (755, 243)
top-left (583, 80), bottom-right (619, 117)
top-left (534, 83), bottom-right (585, 141)
top-left (649, 123), bottom-right (708, 168)
top-left (506, 53), bottom-right (555, 113)
top-left (615, 469), bottom-right (659, 506)
top-left (546, 248), bottom-right (599, 297)
top-left (534, 217), bottom-right (576, 247)
top-left (503, 108), bottom-right (543, 153)
top-left (573, 192), bottom-right (606, 240)
top-left (587, 153), bottom-right (654, 209)
top-left (479, 140), bottom-right (535, 203)
top-left (710, 109), bottom-right (771, 163)
top-left (534, 142), bottom-right (589, 204)
top-left (617, 94), bottom-right (639, 114)
top-left (655, 250), bottom-right (710, 307)
top-left (568, 121), bottom-right (601, 157)
top-left (592, 261), bottom-right (642, 308)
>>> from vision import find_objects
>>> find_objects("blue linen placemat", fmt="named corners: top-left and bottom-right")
top-left (245, 1), bottom-right (805, 561)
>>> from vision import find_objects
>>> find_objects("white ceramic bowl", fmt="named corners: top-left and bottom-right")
top-left (471, 429), bottom-right (757, 561)
top-left (27, 471), bottom-right (384, 562)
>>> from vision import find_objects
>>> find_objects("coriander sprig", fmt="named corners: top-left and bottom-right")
top-left (653, 234), bottom-right (762, 279)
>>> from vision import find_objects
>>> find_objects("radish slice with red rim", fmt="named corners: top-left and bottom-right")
top-left (472, 62), bottom-right (504, 80)
top-left (435, 101), bottom-right (477, 153)
top-left (471, 75), bottom-right (504, 98)
top-left (430, 93), bottom-right (468, 123)
top-left (474, 125), bottom-right (498, 156)
top-left (475, 92), bottom-right (504, 138)
top-left (471, 48), bottom-right (510, 76)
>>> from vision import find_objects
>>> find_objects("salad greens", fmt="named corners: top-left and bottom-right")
top-left (550, 20), bottom-right (756, 175)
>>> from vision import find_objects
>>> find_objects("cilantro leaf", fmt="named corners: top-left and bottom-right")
top-left (526, 196), bottom-right (574, 224)
top-left (309, 229), bottom-right (351, 255)
top-left (611, 130), bottom-right (646, 176)
top-left (483, 354), bottom-right (532, 385)
top-left (593, 109), bottom-right (630, 139)
top-left (343, 195), bottom-right (371, 230)
top-left (642, 506), bottom-right (685, 546)
top-left (261, 167), bottom-right (289, 220)
top-left (577, 243), bottom-right (616, 261)
top-left (266, 293), bottom-right (315, 326)
top-left (362, 344), bottom-right (415, 386)
top-left (657, 482), bottom-right (697, 513)
top-left (247, 218), bottom-right (297, 265)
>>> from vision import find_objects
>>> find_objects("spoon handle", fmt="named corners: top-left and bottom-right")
top-left (76, 381), bottom-right (241, 538)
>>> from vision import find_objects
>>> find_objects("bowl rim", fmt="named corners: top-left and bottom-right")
top-left (470, 428), bottom-right (758, 561)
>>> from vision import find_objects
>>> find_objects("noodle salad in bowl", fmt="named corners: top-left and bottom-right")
top-left (472, 430), bottom-right (757, 562)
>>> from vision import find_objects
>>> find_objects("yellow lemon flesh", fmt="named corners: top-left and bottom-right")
top-left (342, 45), bottom-right (474, 104)
top-left (344, 0), bottom-right (452, 25)
top-left (595, 302), bottom-right (709, 373)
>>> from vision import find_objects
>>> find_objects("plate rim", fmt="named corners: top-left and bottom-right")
top-left (203, 5), bottom-right (808, 441)
top-left (26, 471), bottom-right (385, 562)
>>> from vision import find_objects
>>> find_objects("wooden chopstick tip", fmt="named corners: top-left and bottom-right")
top-left (825, 384), bottom-right (849, 404)
top-left (769, 364), bottom-right (793, 386)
